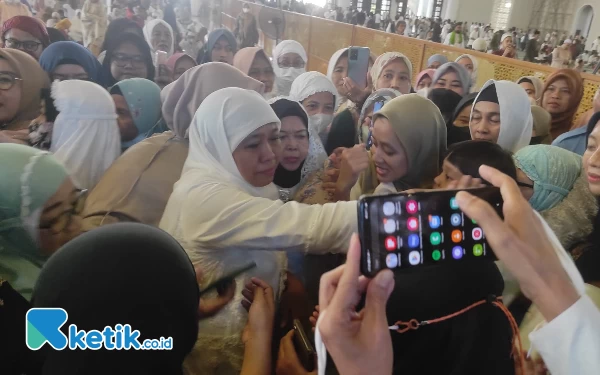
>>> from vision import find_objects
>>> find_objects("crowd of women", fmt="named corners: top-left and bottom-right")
top-left (0, 8), bottom-right (599, 375)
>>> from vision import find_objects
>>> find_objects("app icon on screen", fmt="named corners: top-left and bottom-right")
top-left (430, 232), bottom-right (441, 245)
top-left (408, 251), bottom-right (421, 265)
top-left (428, 215), bottom-right (441, 229)
top-left (406, 200), bottom-right (418, 214)
top-left (408, 234), bottom-right (420, 248)
top-left (432, 249), bottom-right (441, 261)
top-left (386, 253), bottom-right (399, 268)
top-left (473, 244), bottom-right (483, 256)
top-left (472, 227), bottom-right (483, 240)
top-left (385, 236), bottom-right (397, 251)
top-left (384, 219), bottom-right (396, 234)
top-left (450, 197), bottom-right (459, 210)
top-left (452, 246), bottom-right (463, 259)
top-left (407, 217), bottom-right (419, 231)
top-left (382, 202), bottom-right (395, 216)
top-left (450, 213), bottom-right (462, 227)
top-left (451, 230), bottom-right (462, 243)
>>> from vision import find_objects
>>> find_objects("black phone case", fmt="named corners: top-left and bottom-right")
top-left (293, 319), bottom-right (315, 372)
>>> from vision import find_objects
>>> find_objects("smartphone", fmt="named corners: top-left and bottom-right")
top-left (358, 187), bottom-right (502, 277)
top-left (199, 261), bottom-right (257, 296)
top-left (293, 319), bottom-right (315, 372)
top-left (366, 100), bottom-right (384, 150)
top-left (347, 46), bottom-right (370, 90)
top-left (154, 50), bottom-right (169, 78)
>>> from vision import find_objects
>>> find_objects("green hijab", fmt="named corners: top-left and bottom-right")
top-left (0, 144), bottom-right (69, 300)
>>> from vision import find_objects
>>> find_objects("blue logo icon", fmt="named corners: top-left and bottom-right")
top-left (452, 246), bottom-right (463, 260)
top-left (450, 213), bottom-right (462, 226)
top-left (450, 197), bottom-right (459, 210)
top-left (428, 215), bottom-right (441, 229)
top-left (408, 234), bottom-right (420, 248)
top-left (26, 308), bottom-right (69, 350)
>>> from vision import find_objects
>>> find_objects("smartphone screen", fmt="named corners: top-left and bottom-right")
top-left (358, 187), bottom-right (502, 277)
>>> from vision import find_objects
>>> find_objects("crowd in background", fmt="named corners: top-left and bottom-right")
top-left (0, 0), bottom-right (600, 374)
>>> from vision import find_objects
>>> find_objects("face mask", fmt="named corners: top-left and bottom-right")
top-left (416, 87), bottom-right (430, 98)
top-left (309, 113), bottom-right (334, 135)
top-left (275, 67), bottom-right (305, 95)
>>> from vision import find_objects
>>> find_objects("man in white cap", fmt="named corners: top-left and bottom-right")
top-left (552, 39), bottom-right (572, 68)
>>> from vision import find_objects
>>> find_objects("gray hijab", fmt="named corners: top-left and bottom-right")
top-left (431, 62), bottom-right (472, 96)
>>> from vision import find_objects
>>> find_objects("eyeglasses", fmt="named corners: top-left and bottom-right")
top-left (0, 73), bottom-right (22, 90)
top-left (112, 53), bottom-right (146, 68)
top-left (278, 59), bottom-right (305, 69)
top-left (39, 189), bottom-right (88, 234)
top-left (3, 38), bottom-right (42, 52)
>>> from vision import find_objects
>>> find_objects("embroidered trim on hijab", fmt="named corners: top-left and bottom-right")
top-left (289, 71), bottom-right (337, 104)
top-left (517, 76), bottom-right (544, 103)
top-left (514, 145), bottom-right (582, 211)
top-left (431, 62), bottom-right (471, 95)
top-left (542, 69), bottom-right (584, 139)
top-left (110, 78), bottom-right (162, 149)
top-left (0, 49), bottom-right (50, 130)
top-left (455, 54), bottom-right (478, 89)
top-left (472, 80), bottom-right (533, 153)
top-left (50, 80), bottom-right (121, 190)
top-left (143, 19), bottom-right (175, 56)
top-left (427, 54), bottom-right (448, 68)
top-left (39, 41), bottom-right (104, 86)
top-left (415, 68), bottom-right (436, 88)
top-left (101, 32), bottom-right (155, 87)
top-left (162, 62), bottom-right (264, 139)
top-left (166, 52), bottom-right (196, 73)
top-left (370, 52), bottom-right (413, 92)
top-left (198, 28), bottom-right (237, 64)
top-left (2, 16), bottom-right (50, 47)
top-left (270, 97), bottom-right (326, 189)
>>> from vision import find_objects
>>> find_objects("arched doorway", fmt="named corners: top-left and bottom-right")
top-left (573, 4), bottom-right (594, 39)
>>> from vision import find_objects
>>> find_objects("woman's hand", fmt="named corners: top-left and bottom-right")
top-left (196, 266), bottom-right (236, 319)
top-left (456, 165), bottom-right (579, 321)
top-left (276, 330), bottom-right (317, 375)
top-left (241, 277), bottom-right (275, 344)
top-left (317, 234), bottom-right (395, 375)
top-left (335, 144), bottom-right (370, 199)
top-left (339, 76), bottom-right (371, 104)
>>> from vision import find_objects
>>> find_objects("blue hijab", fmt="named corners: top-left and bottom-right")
top-left (39, 41), bottom-right (105, 86)
top-left (110, 78), bottom-right (162, 149)
top-left (197, 28), bottom-right (237, 64)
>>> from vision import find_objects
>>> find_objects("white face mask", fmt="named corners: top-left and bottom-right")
top-left (274, 67), bottom-right (305, 95)
top-left (309, 113), bottom-right (334, 135)
top-left (416, 87), bottom-right (430, 98)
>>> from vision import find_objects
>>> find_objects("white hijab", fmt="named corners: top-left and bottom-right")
top-left (272, 40), bottom-right (308, 96)
top-left (50, 80), bottom-right (120, 190)
top-left (289, 71), bottom-right (337, 104)
top-left (471, 79), bottom-right (533, 153)
top-left (182, 87), bottom-right (281, 198)
top-left (327, 48), bottom-right (349, 108)
top-left (143, 19), bottom-right (175, 56)
top-left (455, 54), bottom-right (478, 91)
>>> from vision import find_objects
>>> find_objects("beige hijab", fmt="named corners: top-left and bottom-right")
top-left (233, 46), bottom-right (269, 75)
top-left (81, 63), bottom-right (264, 230)
top-left (358, 94), bottom-right (447, 194)
top-left (0, 49), bottom-right (49, 130)
top-left (531, 105), bottom-right (552, 144)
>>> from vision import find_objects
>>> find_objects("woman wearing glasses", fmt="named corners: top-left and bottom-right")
top-left (0, 49), bottom-right (48, 141)
top-left (271, 40), bottom-right (307, 96)
top-left (1, 15), bottom-right (49, 61)
top-left (0, 143), bottom-right (84, 374)
top-left (101, 32), bottom-right (154, 86)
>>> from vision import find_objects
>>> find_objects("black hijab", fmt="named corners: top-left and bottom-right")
top-left (100, 18), bottom-right (143, 53)
top-left (102, 32), bottom-right (155, 86)
top-left (32, 223), bottom-right (199, 375)
top-left (447, 92), bottom-right (478, 146)
top-left (427, 88), bottom-right (463, 124)
top-left (271, 98), bottom-right (309, 188)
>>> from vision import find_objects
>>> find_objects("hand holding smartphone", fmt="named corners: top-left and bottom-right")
top-left (347, 46), bottom-right (370, 90)
top-left (293, 319), bottom-right (316, 372)
top-left (358, 187), bottom-right (503, 277)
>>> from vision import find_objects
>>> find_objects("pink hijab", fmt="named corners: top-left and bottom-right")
top-left (166, 52), bottom-right (196, 72)
top-left (415, 69), bottom-right (436, 87)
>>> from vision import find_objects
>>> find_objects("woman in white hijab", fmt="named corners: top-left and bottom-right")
top-left (159, 87), bottom-right (356, 374)
top-left (290, 71), bottom-right (337, 146)
top-left (50, 80), bottom-right (120, 190)
top-left (143, 19), bottom-right (175, 56)
top-left (272, 40), bottom-right (307, 96)
top-left (470, 79), bottom-right (533, 153)
top-left (455, 54), bottom-right (478, 92)
top-left (327, 47), bottom-right (349, 110)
